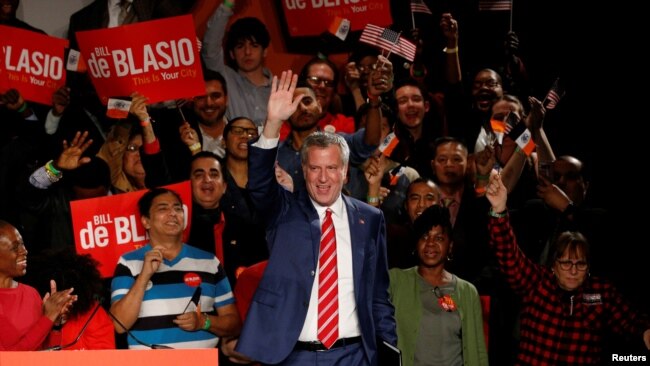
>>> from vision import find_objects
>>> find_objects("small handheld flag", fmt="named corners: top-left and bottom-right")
top-left (359, 24), bottom-right (416, 62)
top-left (543, 78), bottom-right (565, 110)
top-left (411, 0), bottom-right (432, 15)
top-left (378, 132), bottom-right (399, 157)
top-left (66, 49), bottom-right (87, 73)
top-left (478, 0), bottom-right (512, 11)
top-left (490, 117), bottom-right (506, 145)
top-left (508, 122), bottom-right (535, 156)
top-left (106, 98), bottom-right (132, 119)
top-left (328, 16), bottom-right (351, 41)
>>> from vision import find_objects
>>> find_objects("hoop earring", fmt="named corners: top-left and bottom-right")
top-left (446, 253), bottom-right (453, 262)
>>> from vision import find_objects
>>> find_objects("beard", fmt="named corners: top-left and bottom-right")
top-left (289, 113), bottom-right (319, 132)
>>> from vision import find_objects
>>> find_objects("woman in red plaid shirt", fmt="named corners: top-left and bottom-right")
top-left (485, 173), bottom-right (650, 365)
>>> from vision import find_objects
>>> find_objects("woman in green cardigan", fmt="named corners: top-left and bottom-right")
top-left (389, 205), bottom-right (488, 366)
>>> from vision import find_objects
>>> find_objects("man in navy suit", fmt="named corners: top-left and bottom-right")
top-left (233, 71), bottom-right (396, 365)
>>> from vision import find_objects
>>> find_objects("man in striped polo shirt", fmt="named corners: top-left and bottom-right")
top-left (110, 188), bottom-right (241, 349)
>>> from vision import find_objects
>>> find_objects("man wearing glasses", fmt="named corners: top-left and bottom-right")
top-left (283, 56), bottom-right (394, 140)
top-left (278, 58), bottom-right (357, 141)
top-left (447, 68), bottom-right (505, 154)
top-left (273, 57), bottom-right (393, 190)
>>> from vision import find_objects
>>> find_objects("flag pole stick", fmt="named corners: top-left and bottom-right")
top-left (177, 100), bottom-right (187, 121)
top-left (376, 49), bottom-right (389, 70)
top-left (411, 9), bottom-right (416, 29)
top-left (509, 0), bottom-right (514, 32)
top-left (384, 48), bottom-right (393, 61)
top-left (376, 50), bottom-right (386, 66)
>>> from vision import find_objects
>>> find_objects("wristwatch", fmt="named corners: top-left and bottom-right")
top-left (366, 95), bottom-right (382, 108)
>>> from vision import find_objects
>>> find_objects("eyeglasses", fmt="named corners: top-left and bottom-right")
top-left (230, 126), bottom-right (258, 137)
top-left (194, 92), bottom-right (223, 102)
top-left (473, 79), bottom-right (501, 89)
top-left (126, 144), bottom-right (141, 153)
top-left (358, 64), bottom-right (378, 73)
top-left (306, 76), bottom-right (335, 88)
top-left (556, 259), bottom-right (588, 271)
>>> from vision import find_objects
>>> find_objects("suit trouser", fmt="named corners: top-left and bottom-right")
top-left (271, 343), bottom-right (368, 366)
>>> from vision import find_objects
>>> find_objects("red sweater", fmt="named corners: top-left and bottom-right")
top-left (0, 283), bottom-right (53, 350)
top-left (45, 301), bottom-right (116, 350)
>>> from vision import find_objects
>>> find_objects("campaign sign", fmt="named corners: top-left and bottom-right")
top-left (0, 25), bottom-right (68, 105)
top-left (75, 15), bottom-right (204, 105)
top-left (71, 181), bottom-right (192, 278)
top-left (281, 0), bottom-right (392, 37)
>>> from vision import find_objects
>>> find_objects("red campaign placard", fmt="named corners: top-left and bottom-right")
top-left (74, 15), bottom-right (204, 105)
top-left (0, 25), bottom-right (68, 106)
top-left (71, 181), bottom-right (193, 278)
top-left (281, 0), bottom-right (392, 37)
top-left (0, 68), bottom-right (9, 94)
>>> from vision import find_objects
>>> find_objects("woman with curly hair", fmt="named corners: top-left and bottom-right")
top-left (23, 248), bottom-right (115, 350)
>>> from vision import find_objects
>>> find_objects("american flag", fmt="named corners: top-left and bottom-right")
top-left (478, 0), bottom-right (512, 11)
top-left (411, 0), bottom-right (432, 15)
top-left (544, 78), bottom-right (565, 110)
top-left (359, 24), bottom-right (417, 62)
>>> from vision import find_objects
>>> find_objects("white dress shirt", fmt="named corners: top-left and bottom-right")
top-left (199, 124), bottom-right (226, 158)
top-left (107, 0), bottom-right (132, 28)
top-left (298, 195), bottom-right (361, 341)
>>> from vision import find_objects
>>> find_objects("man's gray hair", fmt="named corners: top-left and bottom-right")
top-left (300, 132), bottom-right (350, 167)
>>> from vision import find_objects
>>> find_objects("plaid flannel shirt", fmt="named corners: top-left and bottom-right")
top-left (489, 214), bottom-right (650, 365)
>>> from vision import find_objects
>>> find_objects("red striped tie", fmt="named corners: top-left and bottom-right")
top-left (318, 208), bottom-right (339, 349)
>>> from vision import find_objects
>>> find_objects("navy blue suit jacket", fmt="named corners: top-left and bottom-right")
top-left (236, 143), bottom-right (396, 365)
